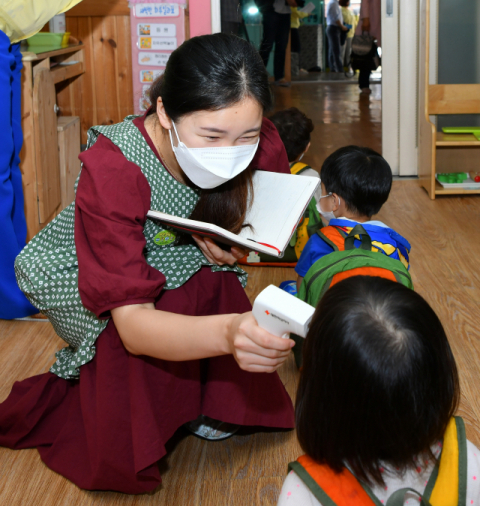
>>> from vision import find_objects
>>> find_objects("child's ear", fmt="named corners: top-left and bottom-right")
top-left (331, 193), bottom-right (341, 212)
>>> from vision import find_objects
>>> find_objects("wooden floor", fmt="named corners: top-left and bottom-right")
top-left (1, 83), bottom-right (480, 505)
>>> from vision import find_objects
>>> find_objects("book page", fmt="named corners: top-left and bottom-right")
top-left (238, 171), bottom-right (319, 250)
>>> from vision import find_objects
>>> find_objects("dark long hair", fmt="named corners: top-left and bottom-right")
top-left (148, 33), bottom-right (272, 234)
top-left (296, 276), bottom-right (460, 486)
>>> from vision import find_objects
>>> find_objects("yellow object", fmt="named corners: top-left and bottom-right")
top-left (290, 161), bottom-right (309, 175)
top-left (295, 217), bottom-right (310, 258)
top-left (341, 6), bottom-right (356, 38)
top-left (430, 417), bottom-right (459, 506)
top-left (62, 32), bottom-right (70, 46)
top-left (291, 7), bottom-right (310, 29)
top-left (0, 0), bottom-right (82, 44)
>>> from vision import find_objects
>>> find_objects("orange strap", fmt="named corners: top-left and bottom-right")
top-left (297, 455), bottom-right (376, 506)
top-left (331, 267), bottom-right (397, 287)
top-left (318, 226), bottom-right (347, 252)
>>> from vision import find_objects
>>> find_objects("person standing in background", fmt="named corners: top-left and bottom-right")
top-left (0, 0), bottom-right (82, 319)
top-left (326, 0), bottom-right (349, 74)
top-left (259, 0), bottom-right (298, 87)
top-left (290, 4), bottom-right (311, 74)
top-left (339, 0), bottom-right (356, 75)
top-left (355, 0), bottom-right (381, 94)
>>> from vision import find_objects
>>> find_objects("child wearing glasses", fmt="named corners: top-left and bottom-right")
top-left (295, 145), bottom-right (411, 290)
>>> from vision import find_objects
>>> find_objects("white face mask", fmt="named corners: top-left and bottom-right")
top-left (168, 121), bottom-right (260, 189)
top-left (316, 189), bottom-right (340, 226)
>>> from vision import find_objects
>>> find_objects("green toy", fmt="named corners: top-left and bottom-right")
top-left (442, 127), bottom-right (480, 141)
top-left (437, 172), bottom-right (469, 184)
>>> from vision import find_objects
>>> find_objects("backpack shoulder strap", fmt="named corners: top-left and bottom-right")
top-left (424, 416), bottom-right (467, 506)
top-left (290, 162), bottom-right (311, 175)
top-left (345, 224), bottom-right (373, 251)
top-left (289, 455), bottom-right (380, 506)
top-left (386, 416), bottom-right (466, 506)
top-left (316, 226), bottom-right (348, 252)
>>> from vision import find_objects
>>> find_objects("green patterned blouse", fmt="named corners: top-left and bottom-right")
top-left (15, 116), bottom-right (247, 380)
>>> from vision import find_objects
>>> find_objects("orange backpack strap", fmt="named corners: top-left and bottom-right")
top-left (316, 226), bottom-right (348, 252)
top-left (288, 455), bottom-right (380, 506)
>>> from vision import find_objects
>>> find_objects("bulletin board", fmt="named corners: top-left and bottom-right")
top-left (129, 2), bottom-right (186, 114)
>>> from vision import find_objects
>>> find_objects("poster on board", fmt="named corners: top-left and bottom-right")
top-left (129, 2), bottom-right (186, 114)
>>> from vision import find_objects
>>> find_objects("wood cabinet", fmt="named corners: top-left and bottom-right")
top-left (418, 0), bottom-right (480, 199)
top-left (20, 44), bottom-right (85, 241)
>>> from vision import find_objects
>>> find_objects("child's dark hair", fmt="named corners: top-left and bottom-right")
top-left (296, 276), bottom-right (459, 487)
top-left (321, 146), bottom-right (392, 218)
top-left (148, 34), bottom-right (272, 235)
top-left (269, 107), bottom-right (314, 162)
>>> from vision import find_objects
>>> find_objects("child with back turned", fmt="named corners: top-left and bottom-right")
top-left (295, 146), bottom-right (411, 290)
top-left (269, 107), bottom-right (320, 190)
top-left (278, 276), bottom-right (480, 505)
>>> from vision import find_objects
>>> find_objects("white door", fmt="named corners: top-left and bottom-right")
top-left (381, 0), bottom-right (438, 176)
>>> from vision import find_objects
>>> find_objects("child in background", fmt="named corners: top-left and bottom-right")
top-left (290, 6), bottom-right (311, 74)
top-left (295, 145), bottom-right (410, 290)
top-left (269, 107), bottom-right (321, 202)
top-left (257, 107), bottom-right (321, 274)
top-left (339, 0), bottom-right (356, 74)
top-left (279, 276), bottom-right (480, 505)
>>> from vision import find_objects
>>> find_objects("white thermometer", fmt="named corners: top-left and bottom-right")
top-left (252, 285), bottom-right (315, 339)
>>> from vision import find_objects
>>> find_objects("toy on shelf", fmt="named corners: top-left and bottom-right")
top-left (441, 127), bottom-right (480, 141)
top-left (436, 172), bottom-right (480, 189)
top-left (471, 171), bottom-right (480, 183)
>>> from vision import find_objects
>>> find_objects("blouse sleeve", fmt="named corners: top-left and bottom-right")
top-left (251, 117), bottom-right (290, 174)
top-left (75, 134), bottom-right (166, 319)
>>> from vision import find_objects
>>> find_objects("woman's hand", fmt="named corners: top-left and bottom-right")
top-left (227, 312), bottom-right (295, 373)
top-left (192, 234), bottom-right (247, 266)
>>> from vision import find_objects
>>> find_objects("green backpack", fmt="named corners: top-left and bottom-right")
top-left (293, 224), bottom-right (414, 367)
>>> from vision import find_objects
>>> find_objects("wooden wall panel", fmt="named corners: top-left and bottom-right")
top-left (116, 15), bottom-right (134, 121)
top-left (64, 14), bottom-right (133, 144)
top-left (77, 17), bottom-right (97, 127)
top-left (63, 0), bottom-right (188, 144)
top-left (67, 0), bottom-right (130, 17)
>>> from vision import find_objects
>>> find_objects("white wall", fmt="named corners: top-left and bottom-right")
top-left (381, 0), bottom-right (420, 176)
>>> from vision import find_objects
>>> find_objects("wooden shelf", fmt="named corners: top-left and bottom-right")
top-left (418, 0), bottom-right (480, 198)
top-left (434, 180), bottom-right (480, 195)
top-left (22, 43), bottom-right (83, 62)
top-left (436, 132), bottom-right (480, 146)
top-left (50, 62), bottom-right (84, 85)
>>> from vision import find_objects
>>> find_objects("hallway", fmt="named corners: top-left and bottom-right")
top-left (272, 82), bottom-right (382, 170)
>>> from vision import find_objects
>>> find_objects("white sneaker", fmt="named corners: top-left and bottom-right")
top-left (184, 415), bottom-right (240, 441)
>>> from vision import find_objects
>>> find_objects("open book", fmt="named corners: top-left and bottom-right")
top-left (147, 171), bottom-right (320, 258)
